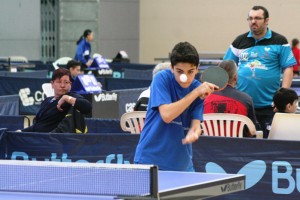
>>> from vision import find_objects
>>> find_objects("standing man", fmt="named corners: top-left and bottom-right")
top-left (223, 6), bottom-right (296, 138)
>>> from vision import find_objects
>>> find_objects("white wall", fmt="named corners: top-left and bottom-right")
top-left (140, 0), bottom-right (300, 63)
top-left (0, 0), bottom-right (40, 60)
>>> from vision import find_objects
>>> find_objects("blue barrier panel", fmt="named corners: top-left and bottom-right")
top-left (0, 95), bottom-right (19, 115)
top-left (194, 136), bottom-right (300, 200)
top-left (0, 70), bottom-right (48, 78)
top-left (4, 132), bottom-right (139, 164)
top-left (0, 115), bottom-right (25, 131)
top-left (2, 131), bottom-right (300, 199)
top-left (0, 76), bottom-right (49, 115)
top-left (85, 118), bottom-right (125, 134)
top-left (113, 88), bottom-right (147, 117)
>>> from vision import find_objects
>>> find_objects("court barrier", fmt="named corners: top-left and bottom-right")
top-left (0, 95), bottom-right (19, 115)
top-left (0, 70), bottom-right (48, 78)
top-left (0, 130), bottom-right (299, 200)
top-left (0, 115), bottom-right (30, 131)
top-left (85, 118), bottom-right (125, 134)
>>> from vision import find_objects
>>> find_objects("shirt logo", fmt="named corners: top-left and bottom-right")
top-left (240, 52), bottom-right (248, 61)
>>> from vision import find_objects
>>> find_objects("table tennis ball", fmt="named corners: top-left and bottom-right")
top-left (180, 74), bottom-right (187, 83)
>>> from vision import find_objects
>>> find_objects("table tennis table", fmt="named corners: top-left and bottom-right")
top-left (0, 160), bottom-right (245, 200)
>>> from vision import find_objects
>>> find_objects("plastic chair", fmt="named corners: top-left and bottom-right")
top-left (120, 111), bottom-right (146, 134)
top-left (42, 83), bottom-right (54, 97)
top-left (52, 57), bottom-right (72, 70)
top-left (268, 113), bottom-right (300, 140)
top-left (202, 113), bottom-right (257, 138)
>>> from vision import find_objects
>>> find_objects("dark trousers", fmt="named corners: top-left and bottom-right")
top-left (255, 107), bottom-right (275, 138)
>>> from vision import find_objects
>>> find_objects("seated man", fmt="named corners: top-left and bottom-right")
top-left (21, 68), bottom-right (92, 133)
top-left (204, 60), bottom-right (260, 137)
top-left (134, 62), bottom-right (170, 111)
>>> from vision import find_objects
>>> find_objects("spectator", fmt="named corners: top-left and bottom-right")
top-left (134, 42), bottom-right (218, 172)
top-left (134, 62), bottom-right (170, 111)
top-left (21, 68), bottom-right (92, 133)
top-left (204, 60), bottom-right (260, 137)
top-left (66, 60), bottom-right (82, 80)
top-left (291, 38), bottom-right (300, 76)
top-left (223, 5), bottom-right (296, 138)
top-left (266, 88), bottom-right (298, 135)
top-left (74, 29), bottom-right (94, 69)
top-left (273, 88), bottom-right (298, 113)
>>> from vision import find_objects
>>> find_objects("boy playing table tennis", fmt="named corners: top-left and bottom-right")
top-left (134, 42), bottom-right (217, 171)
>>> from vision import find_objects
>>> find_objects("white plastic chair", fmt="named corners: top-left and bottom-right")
top-left (120, 111), bottom-right (146, 134)
top-left (42, 83), bottom-right (54, 97)
top-left (52, 57), bottom-right (72, 70)
top-left (202, 113), bottom-right (257, 138)
top-left (268, 113), bottom-right (300, 140)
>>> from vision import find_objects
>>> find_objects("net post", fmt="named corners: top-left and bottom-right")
top-left (150, 165), bottom-right (159, 199)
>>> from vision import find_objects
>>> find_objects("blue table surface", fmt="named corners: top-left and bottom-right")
top-left (0, 171), bottom-right (241, 200)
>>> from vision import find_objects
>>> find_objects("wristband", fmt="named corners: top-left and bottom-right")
top-left (68, 96), bottom-right (74, 106)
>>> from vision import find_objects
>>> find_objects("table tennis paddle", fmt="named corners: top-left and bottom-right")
top-left (201, 66), bottom-right (229, 90)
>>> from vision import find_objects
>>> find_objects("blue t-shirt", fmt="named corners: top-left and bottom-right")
top-left (134, 69), bottom-right (203, 171)
top-left (224, 29), bottom-right (296, 108)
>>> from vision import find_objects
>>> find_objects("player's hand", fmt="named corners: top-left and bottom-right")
top-left (86, 59), bottom-right (93, 67)
top-left (57, 95), bottom-right (70, 112)
top-left (198, 82), bottom-right (218, 99)
top-left (182, 128), bottom-right (201, 144)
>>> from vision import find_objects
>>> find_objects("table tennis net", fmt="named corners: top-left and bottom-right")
top-left (0, 160), bottom-right (158, 197)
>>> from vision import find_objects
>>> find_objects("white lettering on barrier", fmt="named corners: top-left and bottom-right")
top-left (10, 151), bottom-right (130, 164)
top-left (94, 93), bottom-right (118, 102)
top-left (125, 103), bottom-right (136, 112)
top-left (272, 161), bottom-right (296, 194)
top-left (19, 88), bottom-right (46, 106)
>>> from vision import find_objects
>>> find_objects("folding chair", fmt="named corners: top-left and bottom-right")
top-left (120, 111), bottom-right (146, 134)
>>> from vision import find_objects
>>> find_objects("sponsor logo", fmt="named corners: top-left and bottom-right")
top-left (205, 160), bottom-right (300, 194)
top-left (98, 69), bottom-right (113, 75)
top-left (206, 160), bottom-right (266, 189)
top-left (94, 93), bottom-right (118, 102)
top-left (125, 103), bottom-right (136, 112)
top-left (19, 88), bottom-right (46, 106)
top-left (221, 181), bottom-right (243, 193)
top-left (10, 151), bottom-right (130, 164)
top-left (240, 52), bottom-right (248, 61)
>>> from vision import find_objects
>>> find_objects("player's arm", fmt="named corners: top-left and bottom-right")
top-left (159, 82), bottom-right (216, 123)
top-left (282, 67), bottom-right (293, 88)
top-left (182, 119), bottom-right (202, 144)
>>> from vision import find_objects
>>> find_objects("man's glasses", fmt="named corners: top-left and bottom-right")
top-left (247, 17), bottom-right (265, 22)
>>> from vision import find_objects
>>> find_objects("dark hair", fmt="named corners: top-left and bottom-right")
top-left (51, 68), bottom-right (73, 82)
top-left (292, 38), bottom-right (299, 48)
top-left (66, 60), bottom-right (81, 70)
top-left (170, 42), bottom-right (199, 67)
top-left (76, 29), bottom-right (92, 45)
top-left (251, 6), bottom-right (269, 19)
top-left (218, 60), bottom-right (237, 84)
top-left (273, 88), bottom-right (298, 112)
